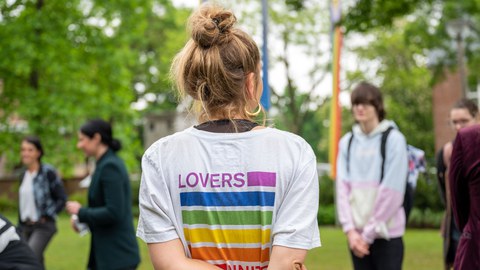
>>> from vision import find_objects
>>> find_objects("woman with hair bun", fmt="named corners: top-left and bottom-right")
top-left (66, 119), bottom-right (140, 270)
top-left (137, 4), bottom-right (320, 270)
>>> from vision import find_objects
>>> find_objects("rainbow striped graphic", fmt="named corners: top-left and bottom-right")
top-left (181, 171), bottom-right (276, 269)
top-left (329, 0), bottom-right (343, 179)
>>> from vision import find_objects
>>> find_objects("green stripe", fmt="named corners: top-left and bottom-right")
top-left (182, 210), bottom-right (273, 226)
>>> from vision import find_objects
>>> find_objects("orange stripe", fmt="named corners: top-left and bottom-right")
top-left (190, 246), bottom-right (270, 263)
top-left (329, 27), bottom-right (343, 179)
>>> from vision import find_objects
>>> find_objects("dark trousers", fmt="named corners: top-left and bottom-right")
top-left (350, 237), bottom-right (404, 270)
top-left (19, 219), bottom-right (57, 268)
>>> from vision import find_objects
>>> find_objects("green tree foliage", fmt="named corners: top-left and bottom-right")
top-left (285, 0), bottom-right (305, 10)
top-left (132, 1), bottom-right (190, 113)
top-left (344, 0), bottom-right (480, 88)
top-left (342, 0), bottom-right (434, 32)
top-left (267, 1), bottom-right (329, 137)
top-left (229, 0), bottom-right (331, 159)
top-left (0, 1), bottom-right (189, 176)
top-left (303, 97), bottom-right (353, 162)
top-left (351, 29), bottom-right (434, 156)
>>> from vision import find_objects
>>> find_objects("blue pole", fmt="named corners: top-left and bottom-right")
top-left (261, 0), bottom-right (270, 111)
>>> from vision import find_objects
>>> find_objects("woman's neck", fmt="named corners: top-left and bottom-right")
top-left (27, 161), bottom-right (40, 173)
top-left (205, 114), bottom-right (245, 121)
top-left (95, 144), bottom-right (109, 161)
top-left (359, 118), bottom-right (380, 134)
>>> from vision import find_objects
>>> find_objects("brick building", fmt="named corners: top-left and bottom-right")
top-left (433, 69), bottom-right (480, 152)
top-left (432, 70), bottom-right (462, 152)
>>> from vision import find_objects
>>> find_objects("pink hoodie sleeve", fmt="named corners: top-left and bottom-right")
top-left (335, 137), bottom-right (355, 233)
top-left (361, 186), bottom-right (405, 243)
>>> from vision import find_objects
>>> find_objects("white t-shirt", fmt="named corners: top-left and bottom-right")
top-left (19, 170), bottom-right (38, 222)
top-left (137, 127), bottom-right (321, 269)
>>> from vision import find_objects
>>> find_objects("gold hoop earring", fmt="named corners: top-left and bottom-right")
top-left (245, 102), bottom-right (262, 117)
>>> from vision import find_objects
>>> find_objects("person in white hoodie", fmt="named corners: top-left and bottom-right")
top-left (336, 82), bottom-right (408, 270)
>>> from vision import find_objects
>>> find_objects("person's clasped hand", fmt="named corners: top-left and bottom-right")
top-left (66, 201), bottom-right (82, 215)
top-left (347, 230), bottom-right (370, 258)
top-left (293, 262), bottom-right (307, 270)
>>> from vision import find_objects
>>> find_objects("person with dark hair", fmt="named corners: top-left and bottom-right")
top-left (449, 124), bottom-right (480, 270)
top-left (0, 214), bottom-right (44, 270)
top-left (336, 82), bottom-right (408, 270)
top-left (136, 3), bottom-right (320, 270)
top-left (66, 119), bottom-right (140, 270)
top-left (17, 135), bottom-right (67, 268)
top-left (436, 99), bottom-right (478, 270)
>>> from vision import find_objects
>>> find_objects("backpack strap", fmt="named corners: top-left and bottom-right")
top-left (0, 217), bottom-right (9, 235)
top-left (346, 132), bottom-right (354, 174)
top-left (380, 127), bottom-right (394, 182)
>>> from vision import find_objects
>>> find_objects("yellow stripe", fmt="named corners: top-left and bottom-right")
top-left (184, 228), bottom-right (271, 245)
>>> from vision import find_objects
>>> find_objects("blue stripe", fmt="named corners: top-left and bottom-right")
top-left (180, 192), bottom-right (275, 207)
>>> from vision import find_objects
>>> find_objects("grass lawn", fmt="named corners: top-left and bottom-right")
top-left (306, 227), bottom-right (443, 269)
top-left (5, 213), bottom-right (443, 269)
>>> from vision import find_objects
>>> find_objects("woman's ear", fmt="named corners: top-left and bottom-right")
top-left (93, 133), bottom-right (102, 144)
top-left (245, 72), bottom-right (256, 100)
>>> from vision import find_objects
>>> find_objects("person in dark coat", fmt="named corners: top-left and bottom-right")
top-left (449, 124), bottom-right (480, 270)
top-left (66, 119), bottom-right (140, 270)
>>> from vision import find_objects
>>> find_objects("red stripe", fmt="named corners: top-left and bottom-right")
top-left (190, 246), bottom-right (270, 263)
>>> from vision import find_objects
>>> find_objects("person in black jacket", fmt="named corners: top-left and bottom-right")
top-left (66, 119), bottom-right (140, 270)
top-left (17, 135), bottom-right (67, 268)
top-left (1, 214), bottom-right (44, 270)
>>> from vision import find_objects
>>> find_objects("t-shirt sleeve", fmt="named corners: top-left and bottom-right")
top-left (271, 144), bottom-right (321, 250)
top-left (136, 153), bottom-right (179, 243)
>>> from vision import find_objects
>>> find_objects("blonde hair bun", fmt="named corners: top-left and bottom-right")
top-left (171, 3), bottom-right (261, 122)
top-left (188, 4), bottom-right (237, 48)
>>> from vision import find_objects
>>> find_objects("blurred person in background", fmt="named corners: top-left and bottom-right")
top-left (17, 135), bottom-right (67, 268)
top-left (436, 99), bottom-right (478, 270)
top-left (66, 119), bottom-right (140, 270)
top-left (336, 82), bottom-right (408, 270)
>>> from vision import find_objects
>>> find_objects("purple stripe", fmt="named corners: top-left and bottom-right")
top-left (247, 172), bottom-right (276, 187)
